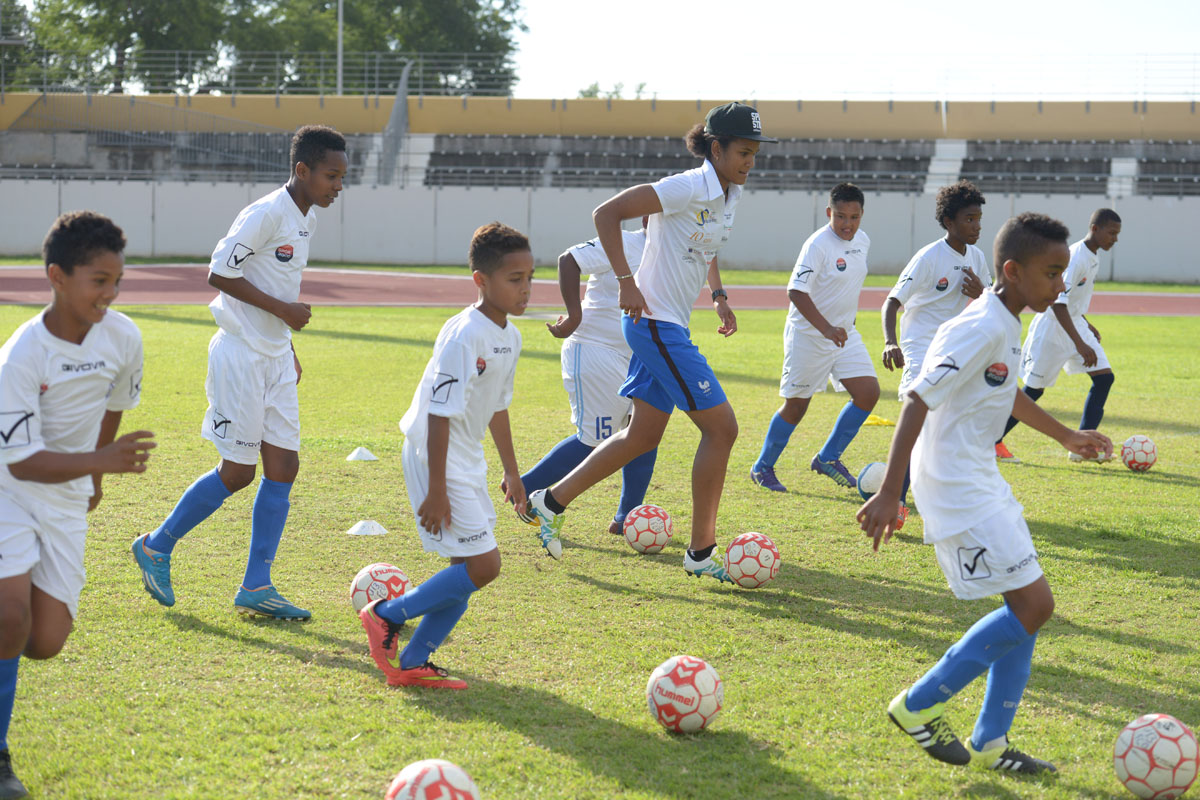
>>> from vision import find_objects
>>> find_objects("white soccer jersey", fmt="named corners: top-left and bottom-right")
top-left (909, 291), bottom-right (1023, 542)
top-left (0, 309), bottom-right (143, 502)
top-left (786, 224), bottom-right (870, 333)
top-left (1025, 239), bottom-right (1099, 341)
top-left (639, 159), bottom-right (741, 328)
top-left (208, 186), bottom-right (317, 358)
top-left (399, 307), bottom-right (521, 482)
top-left (889, 238), bottom-right (992, 349)
top-left (565, 229), bottom-right (646, 354)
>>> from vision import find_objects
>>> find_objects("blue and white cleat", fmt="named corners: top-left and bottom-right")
top-left (131, 533), bottom-right (175, 607)
top-left (683, 548), bottom-right (735, 584)
top-left (750, 466), bottom-right (788, 493)
top-left (810, 454), bottom-right (857, 488)
top-left (234, 585), bottom-right (311, 620)
top-left (526, 489), bottom-right (564, 560)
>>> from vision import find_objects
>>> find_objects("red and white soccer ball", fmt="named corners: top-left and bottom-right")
top-left (385, 759), bottom-right (480, 800)
top-left (350, 562), bottom-right (410, 613)
top-left (623, 504), bottom-right (674, 554)
top-left (723, 532), bottom-right (780, 589)
top-left (645, 654), bottom-right (723, 733)
top-left (1114, 713), bottom-right (1199, 799)
top-left (1122, 435), bottom-right (1158, 472)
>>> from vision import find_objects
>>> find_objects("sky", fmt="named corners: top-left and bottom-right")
top-left (510, 0), bottom-right (1200, 100)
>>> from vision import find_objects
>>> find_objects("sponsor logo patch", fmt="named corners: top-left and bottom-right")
top-left (935, 277), bottom-right (949, 291)
top-left (275, 245), bottom-right (294, 262)
top-left (984, 362), bottom-right (1009, 386)
top-left (835, 257), bottom-right (847, 272)
top-left (476, 357), bottom-right (487, 376)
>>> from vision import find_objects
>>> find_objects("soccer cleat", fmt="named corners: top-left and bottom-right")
top-left (608, 517), bottom-right (623, 536)
top-left (510, 496), bottom-right (538, 526)
top-left (810, 454), bottom-right (857, 488)
top-left (131, 533), bottom-right (175, 607)
top-left (750, 466), bottom-right (788, 493)
top-left (887, 689), bottom-right (971, 766)
top-left (995, 442), bottom-right (1021, 463)
top-left (968, 738), bottom-right (1057, 774)
top-left (526, 489), bottom-right (564, 559)
top-left (360, 600), bottom-right (407, 682)
top-left (386, 660), bottom-right (468, 690)
top-left (234, 585), bottom-right (311, 620)
top-left (1068, 450), bottom-right (1112, 463)
top-left (0, 749), bottom-right (28, 800)
top-left (683, 549), bottom-right (735, 584)
top-left (896, 503), bottom-right (910, 531)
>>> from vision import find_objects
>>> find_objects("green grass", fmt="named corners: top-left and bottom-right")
top-left (3, 303), bottom-right (1199, 799)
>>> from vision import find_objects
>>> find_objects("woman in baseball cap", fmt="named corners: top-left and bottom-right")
top-left (522, 103), bottom-right (775, 585)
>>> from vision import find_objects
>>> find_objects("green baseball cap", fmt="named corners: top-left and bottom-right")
top-left (704, 102), bottom-right (777, 143)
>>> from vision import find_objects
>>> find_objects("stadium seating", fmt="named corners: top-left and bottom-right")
top-left (961, 139), bottom-right (1111, 195)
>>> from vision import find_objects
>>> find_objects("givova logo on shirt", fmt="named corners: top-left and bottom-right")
top-left (984, 363), bottom-right (1008, 386)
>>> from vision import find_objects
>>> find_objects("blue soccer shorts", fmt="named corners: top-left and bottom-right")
top-left (619, 315), bottom-right (727, 414)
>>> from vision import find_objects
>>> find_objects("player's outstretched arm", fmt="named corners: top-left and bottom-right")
top-left (547, 251), bottom-right (584, 339)
top-left (417, 414), bottom-right (452, 534)
top-left (881, 297), bottom-right (904, 370)
top-left (1050, 302), bottom-right (1096, 367)
top-left (1011, 389), bottom-right (1112, 459)
top-left (857, 393), bottom-right (928, 550)
top-left (7, 429), bottom-right (156, 485)
top-left (594, 186), bottom-right (661, 323)
top-left (788, 289), bottom-right (845, 346)
top-left (707, 255), bottom-right (736, 336)
top-left (209, 272), bottom-right (311, 331)
top-left (488, 409), bottom-right (526, 517)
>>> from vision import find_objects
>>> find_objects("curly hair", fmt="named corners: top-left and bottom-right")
top-left (935, 180), bottom-right (986, 230)
top-left (290, 124), bottom-right (346, 169)
top-left (994, 212), bottom-right (1069, 268)
top-left (42, 210), bottom-right (126, 275)
top-left (829, 182), bottom-right (865, 208)
top-left (469, 222), bottom-right (530, 274)
top-left (684, 122), bottom-right (736, 162)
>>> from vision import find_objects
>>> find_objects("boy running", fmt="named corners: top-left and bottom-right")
top-left (360, 222), bottom-right (532, 689)
top-left (751, 183), bottom-right (879, 492)
top-left (132, 125), bottom-right (347, 619)
top-left (858, 212), bottom-right (1112, 774)
top-left (1, 212), bottom-right (154, 798)
top-left (995, 209), bottom-right (1122, 463)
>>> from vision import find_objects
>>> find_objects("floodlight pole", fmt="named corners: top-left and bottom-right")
top-left (336, 0), bottom-right (343, 95)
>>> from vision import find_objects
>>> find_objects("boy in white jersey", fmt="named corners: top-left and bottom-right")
top-left (360, 223), bottom-right (532, 689)
top-left (751, 183), bottom-right (879, 493)
top-left (513, 219), bottom-right (658, 537)
top-left (0, 212), bottom-right (155, 798)
top-left (858, 213), bottom-right (1111, 775)
top-left (132, 125), bottom-right (348, 620)
top-left (996, 209), bottom-right (1121, 464)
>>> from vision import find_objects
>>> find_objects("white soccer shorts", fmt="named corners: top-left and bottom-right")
top-left (896, 336), bottom-right (933, 401)
top-left (780, 327), bottom-right (876, 399)
top-left (1020, 318), bottom-right (1109, 389)
top-left (562, 340), bottom-right (634, 446)
top-left (0, 490), bottom-right (89, 618)
top-left (933, 501), bottom-right (1044, 601)
top-left (401, 439), bottom-right (498, 558)
top-left (201, 331), bottom-right (301, 464)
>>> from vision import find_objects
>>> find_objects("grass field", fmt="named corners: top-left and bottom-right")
top-left (2, 302), bottom-right (1198, 799)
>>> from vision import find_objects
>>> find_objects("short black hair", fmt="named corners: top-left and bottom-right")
top-left (830, 183), bottom-right (865, 208)
top-left (290, 124), bottom-right (346, 169)
top-left (935, 180), bottom-right (986, 230)
top-left (994, 212), bottom-right (1070, 268)
top-left (469, 222), bottom-right (530, 275)
top-left (42, 210), bottom-right (126, 275)
top-left (1090, 208), bottom-right (1122, 228)
top-left (685, 122), bottom-right (735, 162)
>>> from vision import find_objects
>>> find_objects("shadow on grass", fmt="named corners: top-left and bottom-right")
top-left (406, 675), bottom-right (846, 800)
top-left (1032, 518), bottom-right (1200, 586)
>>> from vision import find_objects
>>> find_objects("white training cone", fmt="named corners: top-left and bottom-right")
top-left (346, 446), bottom-right (378, 461)
top-left (346, 520), bottom-right (387, 536)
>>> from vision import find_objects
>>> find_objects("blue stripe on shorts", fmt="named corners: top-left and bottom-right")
top-left (619, 315), bottom-right (727, 413)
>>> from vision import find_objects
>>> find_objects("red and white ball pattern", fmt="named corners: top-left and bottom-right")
top-left (386, 759), bottom-right (480, 800)
top-left (349, 562), bottom-right (410, 613)
top-left (645, 654), bottom-right (723, 733)
top-left (623, 504), bottom-right (674, 554)
top-left (1122, 435), bottom-right (1158, 472)
top-left (1114, 713), bottom-right (1198, 799)
top-left (723, 532), bottom-right (780, 589)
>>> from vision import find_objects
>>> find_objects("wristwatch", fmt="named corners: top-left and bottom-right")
top-left (711, 288), bottom-right (728, 302)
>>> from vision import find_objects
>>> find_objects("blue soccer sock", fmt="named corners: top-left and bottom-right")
top-left (616, 447), bottom-right (658, 521)
top-left (753, 412), bottom-right (797, 472)
top-left (901, 464), bottom-right (911, 507)
top-left (818, 402), bottom-right (871, 462)
top-left (971, 631), bottom-right (1038, 750)
top-left (242, 477), bottom-right (291, 589)
top-left (521, 435), bottom-right (594, 493)
top-left (400, 599), bottom-right (469, 670)
top-left (1080, 373), bottom-right (1114, 430)
top-left (1001, 385), bottom-right (1044, 440)
top-left (0, 656), bottom-right (18, 750)
top-left (906, 604), bottom-right (1032, 711)
top-left (376, 562), bottom-right (477, 626)
top-left (146, 468), bottom-right (232, 553)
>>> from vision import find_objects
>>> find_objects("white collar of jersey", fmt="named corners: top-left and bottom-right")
top-left (698, 159), bottom-right (727, 201)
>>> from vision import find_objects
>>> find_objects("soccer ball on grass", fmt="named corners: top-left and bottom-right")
top-left (386, 758), bottom-right (480, 800)
top-left (349, 562), bottom-right (410, 613)
top-left (1121, 435), bottom-right (1157, 472)
top-left (723, 532), bottom-right (780, 589)
top-left (623, 504), bottom-right (674, 554)
top-left (1114, 713), bottom-right (1198, 798)
top-left (645, 654), bottom-right (723, 733)
top-left (857, 461), bottom-right (886, 501)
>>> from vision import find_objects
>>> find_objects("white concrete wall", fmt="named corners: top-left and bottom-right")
top-left (1, 181), bottom-right (1194, 283)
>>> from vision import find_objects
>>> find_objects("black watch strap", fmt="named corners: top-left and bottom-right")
top-left (711, 288), bottom-right (728, 302)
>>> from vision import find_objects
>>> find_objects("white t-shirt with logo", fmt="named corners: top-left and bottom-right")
top-left (786, 224), bottom-right (870, 335)
top-left (399, 306), bottom-right (522, 483)
top-left (888, 238), bottom-right (992, 350)
top-left (565, 230), bottom-right (646, 355)
top-left (909, 291), bottom-right (1023, 542)
top-left (639, 159), bottom-right (741, 328)
top-left (208, 186), bottom-right (317, 358)
top-left (1027, 239), bottom-right (1099, 340)
top-left (0, 309), bottom-right (143, 504)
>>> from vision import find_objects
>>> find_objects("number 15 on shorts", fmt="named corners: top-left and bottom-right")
top-left (594, 416), bottom-right (613, 440)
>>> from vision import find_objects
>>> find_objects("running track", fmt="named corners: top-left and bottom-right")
top-left (2, 265), bottom-right (1198, 316)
